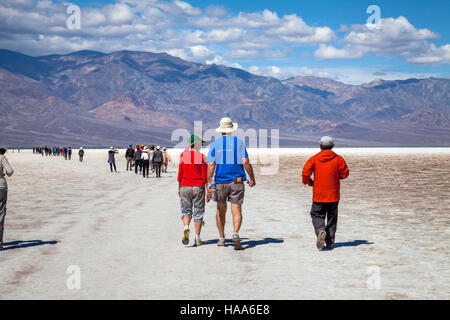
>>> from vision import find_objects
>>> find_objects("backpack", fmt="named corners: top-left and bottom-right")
top-left (153, 150), bottom-right (163, 162)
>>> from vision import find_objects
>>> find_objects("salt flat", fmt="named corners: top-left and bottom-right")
top-left (0, 148), bottom-right (449, 299)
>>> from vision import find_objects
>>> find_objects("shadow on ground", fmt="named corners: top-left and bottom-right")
top-left (2, 240), bottom-right (59, 251)
top-left (196, 237), bottom-right (284, 250)
top-left (323, 240), bottom-right (374, 251)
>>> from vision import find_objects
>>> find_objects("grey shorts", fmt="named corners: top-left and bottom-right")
top-left (180, 186), bottom-right (205, 222)
top-left (214, 181), bottom-right (245, 204)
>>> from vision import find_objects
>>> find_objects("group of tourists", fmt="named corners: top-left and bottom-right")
top-left (33, 146), bottom-right (85, 162)
top-left (107, 144), bottom-right (170, 177)
top-left (1, 117), bottom-right (350, 252)
top-left (177, 117), bottom-right (349, 251)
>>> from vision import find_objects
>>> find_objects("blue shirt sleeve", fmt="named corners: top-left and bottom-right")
top-left (238, 139), bottom-right (248, 160)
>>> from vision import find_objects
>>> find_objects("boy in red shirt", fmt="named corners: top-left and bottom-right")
top-left (177, 134), bottom-right (208, 246)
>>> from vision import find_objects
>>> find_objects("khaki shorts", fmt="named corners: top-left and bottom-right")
top-left (214, 181), bottom-right (245, 204)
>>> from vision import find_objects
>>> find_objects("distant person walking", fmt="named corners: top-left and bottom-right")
top-left (78, 147), bottom-right (84, 162)
top-left (206, 117), bottom-right (256, 250)
top-left (125, 144), bottom-right (134, 171)
top-left (107, 147), bottom-right (119, 173)
top-left (141, 146), bottom-right (150, 178)
top-left (149, 145), bottom-right (155, 173)
top-left (0, 146), bottom-right (14, 251)
top-left (177, 135), bottom-right (208, 247)
top-left (162, 147), bottom-right (171, 173)
top-left (153, 146), bottom-right (163, 178)
top-left (134, 144), bottom-right (142, 174)
top-left (68, 147), bottom-right (72, 160)
top-left (302, 136), bottom-right (349, 250)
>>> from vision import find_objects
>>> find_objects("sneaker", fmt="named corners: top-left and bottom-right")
top-left (182, 228), bottom-right (190, 245)
top-left (326, 242), bottom-right (334, 250)
top-left (316, 229), bottom-right (327, 249)
top-left (217, 238), bottom-right (226, 247)
top-left (195, 237), bottom-right (203, 247)
top-left (232, 234), bottom-right (243, 250)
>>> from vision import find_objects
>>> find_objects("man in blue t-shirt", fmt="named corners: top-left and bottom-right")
top-left (206, 117), bottom-right (256, 250)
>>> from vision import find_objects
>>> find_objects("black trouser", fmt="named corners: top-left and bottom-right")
top-left (142, 160), bottom-right (149, 177)
top-left (310, 202), bottom-right (339, 245)
top-left (0, 189), bottom-right (7, 245)
top-left (154, 162), bottom-right (161, 177)
top-left (109, 163), bottom-right (117, 172)
top-left (134, 159), bottom-right (141, 173)
top-left (79, 155), bottom-right (83, 162)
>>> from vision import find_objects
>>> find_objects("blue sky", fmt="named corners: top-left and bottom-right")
top-left (0, 0), bottom-right (448, 83)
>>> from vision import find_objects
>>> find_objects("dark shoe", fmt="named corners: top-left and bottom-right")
top-left (232, 234), bottom-right (243, 250)
top-left (182, 228), bottom-right (190, 245)
top-left (217, 238), bottom-right (226, 247)
top-left (316, 229), bottom-right (326, 249)
top-left (326, 243), bottom-right (334, 250)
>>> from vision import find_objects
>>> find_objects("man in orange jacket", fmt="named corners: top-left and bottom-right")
top-left (302, 136), bottom-right (349, 250)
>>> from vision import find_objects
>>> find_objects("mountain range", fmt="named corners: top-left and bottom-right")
top-left (0, 49), bottom-right (449, 147)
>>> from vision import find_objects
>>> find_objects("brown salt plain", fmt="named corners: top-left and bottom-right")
top-left (0, 148), bottom-right (449, 299)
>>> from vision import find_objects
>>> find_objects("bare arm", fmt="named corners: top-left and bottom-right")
top-left (242, 157), bottom-right (255, 187)
top-left (207, 163), bottom-right (216, 184)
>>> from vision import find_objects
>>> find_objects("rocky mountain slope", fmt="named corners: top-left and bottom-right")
top-left (0, 49), bottom-right (448, 147)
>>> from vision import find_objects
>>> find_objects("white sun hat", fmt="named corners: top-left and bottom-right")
top-left (216, 117), bottom-right (238, 133)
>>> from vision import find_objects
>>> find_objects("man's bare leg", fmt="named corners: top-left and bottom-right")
top-left (231, 203), bottom-right (242, 234)
top-left (182, 215), bottom-right (191, 227)
top-left (216, 202), bottom-right (227, 239)
top-left (194, 221), bottom-right (202, 236)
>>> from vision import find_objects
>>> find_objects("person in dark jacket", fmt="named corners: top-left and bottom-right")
top-left (68, 147), bottom-right (72, 160)
top-left (125, 144), bottom-right (134, 171)
top-left (78, 147), bottom-right (84, 162)
top-left (107, 147), bottom-right (119, 173)
top-left (153, 146), bottom-right (163, 178)
top-left (134, 144), bottom-right (142, 174)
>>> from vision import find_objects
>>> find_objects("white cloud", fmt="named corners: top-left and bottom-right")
top-left (0, 0), bottom-right (447, 74)
top-left (246, 65), bottom-right (440, 85)
top-left (314, 16), bottom-right (449, 65)
top-left (174, 0), bottom-right (202, 16)
top-left (103, 3), bottom-right (135, 25)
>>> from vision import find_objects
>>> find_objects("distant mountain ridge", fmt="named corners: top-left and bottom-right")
top-left (0, 49), bottom-right (449, 147)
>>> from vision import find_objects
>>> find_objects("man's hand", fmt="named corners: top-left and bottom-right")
top-left (305, 179), bottom-right (313, 187)
top-left (206, 184), bottom-right (212, 203)
top-left (178, 187), bottom-right (181, 197)
top-left (248, 180), bottom-right (256, 187)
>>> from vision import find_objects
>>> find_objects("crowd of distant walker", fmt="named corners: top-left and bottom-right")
top-left (1, 117), bottom-right (349, 252)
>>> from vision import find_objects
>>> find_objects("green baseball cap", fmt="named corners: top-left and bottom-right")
top-left (190, 134), bottom-right (207, 144)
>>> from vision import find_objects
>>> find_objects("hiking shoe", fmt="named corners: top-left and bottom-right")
top-left (232, 234), bottom-right (243, 250)
top-left (217, 238), bottom-right (226, 247)
top-left (195, 237), bottom-right (203, 247)
top-left (326, 243), bottom-right (334, 250)
top-left (316, 229), bottom-right (327, 249)
top-left (182, 228), bottom-right (190, 245)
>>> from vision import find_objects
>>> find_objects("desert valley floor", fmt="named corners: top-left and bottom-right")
top-left (0, 148), bottom-right (449, 299)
